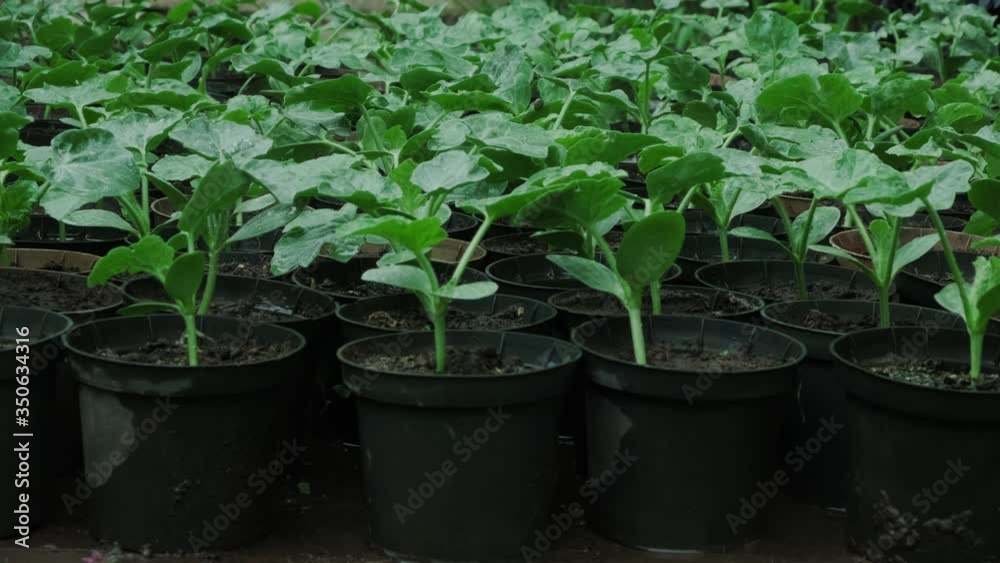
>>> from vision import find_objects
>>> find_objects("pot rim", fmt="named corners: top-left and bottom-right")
top-left (548, 284), bottom-right (765, 319)
top-left (761, 299), bottom-right (962, 337)
top-left (337, 329), bottom-right (582, 379)
top-left (571, 315), bottom-right (805, 375)
top-left (0, 267), bottom-right (125, 316)
top-left (62, 314), bottom-right (307, 371)
top-left (335, 292), bottom-right (557, 333)
top-left (0, 305), bottom-right (74, 344)
top-left (830, 326), bottom-right (998, 397)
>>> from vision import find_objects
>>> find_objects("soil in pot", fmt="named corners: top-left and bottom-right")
top-left (1, 306), bottom-right (73, 536)
top-left (677, 235), bottom-right (831, 284)
top-left (550, 286), bottom-right (762, 320)
top-left (696, 260), bottom-right (883, 303)
top-left (96, 337), bottom-right (295, 366)
top-left (216, 252), bottom-right (274, 279)
top-left (762, 301), bottom-right (969, 510)
top-left (64, 315), bottom-right (307, 552)
top-left (445, 211), bottom-right (479, 241)
top-left (682, 209), bottom-right (783, 237)
top-left (357, 299), bottom-right (547, 332)
top-left (570, 315), bottom-right (805, 551)
top-left (831, 327), bottom-right (1000, 563)
top-left (899, 251), bottom-right (981, 308)
top-left (295, 257), bottom-right (488, 303)
top-left (338, 330), bottom-right (579, 561)
top-left (482, 232), bottom-right (548, 258)
top-left (0, 268), bottom-right (124, 319)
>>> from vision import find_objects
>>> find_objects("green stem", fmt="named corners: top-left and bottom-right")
top-left (676, 186), bottom-right (698, 213)
top-left (718, 227), bottom-right (730, 263)
top-left (626, 300), bottom-right (647, 366)
top-left (74, 105), bottom-right (88, 128)
top-left (432, 305), bottom-right (447, 375)
top-left (772, 196), bottom-right (808, 299)
top-left (878, 286), bottom-right (892, 329)
top-left (649, 280), bottom-right (662, 315)
top-left (140, 170), bottom-right (150, 234)
top-left (722, 127), bottom-right (740, 148)
top-left (448, 217), bottom-right (492, 288)
top-left (847, 206), bottom-right (877, 268)
top-left (640, 62), bottom-right (652, 133)
top-left (969, 331), bottom-right (983, 389)
top-left (197, 250), bottom-right (220, 316)
top-left (58, 221), bottom-right (66, 242)
top-left (183, 313), bottom-right (199, 367)
top-left (551, 89), bottom-right (576, 131)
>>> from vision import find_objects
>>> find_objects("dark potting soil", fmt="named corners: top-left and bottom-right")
top-left (350, 347), bottom-right (530, 376)
top-left (553, 289), bottom-right (756, 318)
top-left (38, 261), bottom-right (85, 273)
top-left (912, 269), bottom-right (954, 285)
top-left (614, 343), bottom-right (784, 370)
top-left (217, 256), bottom-right (273, 279)
top-left (0, 273), bottom-right (115, 312)
top-left (303, 270), bottom-right (456, 300)
top-left (364, 305), bottom-right (533, 331)
top-left (484, 236), bottom-right (548, 256)
top-left (798, 309), bottom-right (933, 332)
top-left (96, 338), bottom-right (295, 367)
top-left (739, 281), bottom-right (879, 302)
top-left (866, 356), bottom-right (1000, 392)
top-left (209, 297), bottom-right (327, 323)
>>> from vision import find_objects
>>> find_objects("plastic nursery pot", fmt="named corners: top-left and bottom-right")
top-left (830, 327), bottom-right (1000, 563)
top-left (0, 268), bottom-right (125, 323)
top-left (761, 300), bottom-right (967, 510)
top-left (18, 119), bottom-right (73, 146)
top-left (338, 330), bottom-right (580, 561)
top-left (294, 256), bottom-right (489, 304)
top-left (695, 260), bottom-right (886, 304)
top-left (0, 307), bottom-right (73, 537)
top-left (481, 232), bottom-right (549, 267)
top-left (939, 193), bottom-right (977, 218)
top-left (336, 293), bottom-right (557, 342)
top-left (677, 235), bottom-right (832, 285)
top-left (548, 285), bottom-right (765, 338)
top-left (4, 248), bottom-right (100, 275)
top-left (487, 254), bottom-right (681, 304)
top-left (484, 216), bottom-right (539, 238)
top-left (570, 316), bottom-right (805, 551)
top-left (14, 215), bottom-right (126, 257)
top-left (898, 250), bottom-right (980, 308)
top-left (830, 227), bottom-right (998, 270)
top-left (445, 212), bottom-right (480, 241)
top-left (682, 208), bottom-right (784, 237)
top-left (150, 196), bottom-right (176, 227)
top-left (357, 238), bottom-right (487, 265)
top-left (63, 315), bottom-right (307, 552)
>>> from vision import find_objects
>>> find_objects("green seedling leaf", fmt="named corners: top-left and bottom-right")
top-left (361, 264), bottom-right (434, 295)
top-left (548, 255), bottom-right (625, 300)
top-left (62, 209), bottom-right (138, 235)
top-left (228, 204), bottom-right (303, 244)
top-left (646, 152), bottom-right (725, 205)
top-left (435, 281), bottom-right (499, 300)
top-left (342, 215), bottom-right (447, 256)
top-left (179, 160), bottom-right (250, 242)
top-left (744, 10), bottom-right (800, 61)
top-left (165, 251), bottom-right (206, 309)
top-left (616, 211), bottom-right (685, 291)
top-left (284, 75), bottom-right (375, 113)
top-left (558, 128), bottom-right (660, 167)
top-left (410, 151), bottom-right (489, 193)
top-left (88, 235), bottom-right (176, 287)
top-left (969, 179), bottom-right (1000, 223)
top-left (271, 206), bottom-right (361, 275)
top-left (757, 73), bottom-right (861, 132)
top-left (663, 55), bottom-right (710, 91)
top-left (169, 117), bottom-right (272, 164)
top-left (936, 257), bottom-right (1000, 335)
top-left (892, 233), bottom-right (940, 278)
top-left (41, 128), bottom-right (139, 220)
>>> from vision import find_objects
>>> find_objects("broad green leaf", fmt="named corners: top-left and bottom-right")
top-left (410, 151), bottom-right (489, 193)
top-left (435, 281), bottom-right (499, 300)
top-left (62, 209), bottom-right (138, 235)
top-left (616, 211), bottom-right (685, 291)
top-left (150, 154), bottom-right (214, 181)
top-left (165, 252), bottom-right (205, 309)
top-left (341, 215), bottom-right (446, 256)
top-left (557, 128), bottom-right (660, 166)
top-left (744, 11), bottom-right (799, 61)
top-left (462, 114), bottom-right (552, 158)
top-left (892, 234), bottom-right (941, 278)
top-left (87, 235), bottom-right (175, 287)
top-left (663, 55), bottom-right (710, 91)
top-left (98, 111), bottom-right (182, 156)
top-left (228, 204), bottom-right (302, 244)
top-left (272, 206), bottom-right (361, 275)
top-left (41, 128), bottom-right (139, 220)
top-left (179, 160), bottom-right (250, 241)
top-left (240, 155), bottom-right (361, 204)
top-left (548, 255), bottom-right (625, 300)
top-left (969, 178), bottom-right (1000, 222)
top-left (481, 43), bottom-right (533, 114)
top-left (169, 117), bottom-right (272, 163)
top-left (756, 73), bottom-right (861, 130)
top-left (810, 244), bottom-right (873, 276)
top-left (284, 75), bottom-right (375, 112)
top-left (873, 160), bottom-right (975, 217)
top-left (731, 226), bottom-right (784, 249)
top-left (24, 74), bottom-right (125, 110)
top-left (646, 152), bottom-right (725, 205)
top-left (361, 264), bottom-right (434, 295)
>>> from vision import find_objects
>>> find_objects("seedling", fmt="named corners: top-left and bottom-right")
top-left (87, 235), bottom-right (205, 366)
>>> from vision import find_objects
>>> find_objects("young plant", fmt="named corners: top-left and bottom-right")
top-left (549, 210), bottom-right (685, 365)
top-left (333, 160), bottom-right (570, 374)
top-left (87, 235), bottom-right (206, 367)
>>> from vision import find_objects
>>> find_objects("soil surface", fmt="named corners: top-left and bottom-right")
top-left (36, 261), bottom-right (86, 273)
top-left (362, 305), bottom-right (534, 331)
top-left (217, 255), bottom-right (273, 279)
top-left (736, 280), bottom-right (879, 302)
top-left (349, 347), bottom-right (530, 376)
top-left (301, 269), bottom-right (474, 300)
top-left (797, 309), bottom-right (944, 332)
top-left (910, 269), bottom-right (954, 285)
top-left (484, 236), bottom-right (549, 256)
top-left (866, 356), bottom-right (1000, 392)
top-left (615, 342), bottom-right (785, 370)
top-left (553, 289), bottom-right (758, 318)
top-left (0, 272), bottom-right (118, 313)
top-left (209, 297), bottom-right (328, 323)
top-left (97, 337), bottom-right (295, 367)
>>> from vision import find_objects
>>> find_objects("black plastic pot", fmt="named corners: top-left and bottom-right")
top-left (683, 209), bottom-right (783, 237)
top-left (19, 119), bottom-right (73, 146)
top-left (445, 212), bottom-right (480, 241)
top-left (14, 215), bottom-right (126, 257)
top-left (0, 268), bottom-right (125, 323)
top-left (487, 254), bottom-right (681, 304)
top-left (338, 330), bottom-right (580, 561)
top-left (337, 293), bottom-right (557, 342)
top-left (481, 232), bottom-right (549, 267)
top-left (831, 327), bottom-right (1000, 563)
top-left (63, 315), bottom-right (307, 551)
top-left (549, 285), bottom-right (765, 337)
top-left (898, 251), bottom-right (978, 308)
top-left (677, 235), bottom-right (831, 284)
top-left (294, 256), bottom-right (488, 304)
top-left (695, 260), bottom-right (886, 304)
top-left (762, 300), bottom-right (967, 510)
top-left (571, 316), bottom-right (805, 551)
top-left (1, 307), bottom-right (73, 537)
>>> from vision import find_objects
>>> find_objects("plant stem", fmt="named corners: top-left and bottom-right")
top-left (74, 105), bottom-right (88, 127)
top-left (649, 280), bottom-right (662, 315)
top-left (718, 228), bottom-right (730, 263)
top-left (640, 62), bottom-right (652, 133)
top-left (183, 313), bottom-right (199, 367)
top-left (626, 301), bottom-right (647, 365)
top-left (969, 331), bottom-right (983, 390)
top-left (772, 196), bottom-right (808, 298)
top-left (0, 246), bottom-right (9, 267)
top-left (197, 250), bottom-right (220, 316)
top-left (551, 89), bottom-right (576, 131)
top-left (432, 305), bottom-right (447, 375)
top-left (58, 221), bottom-right (66, 242)
top-left (676, 186), bottom-right (698, 213)
top-left (448, 217), bottom-right (491, 287)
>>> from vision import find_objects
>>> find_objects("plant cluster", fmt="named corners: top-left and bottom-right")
top-left (1, 0), bottom-right (997, 379)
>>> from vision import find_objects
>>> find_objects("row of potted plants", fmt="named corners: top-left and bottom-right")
top-left (1, 0), bottom-right (998, 560)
